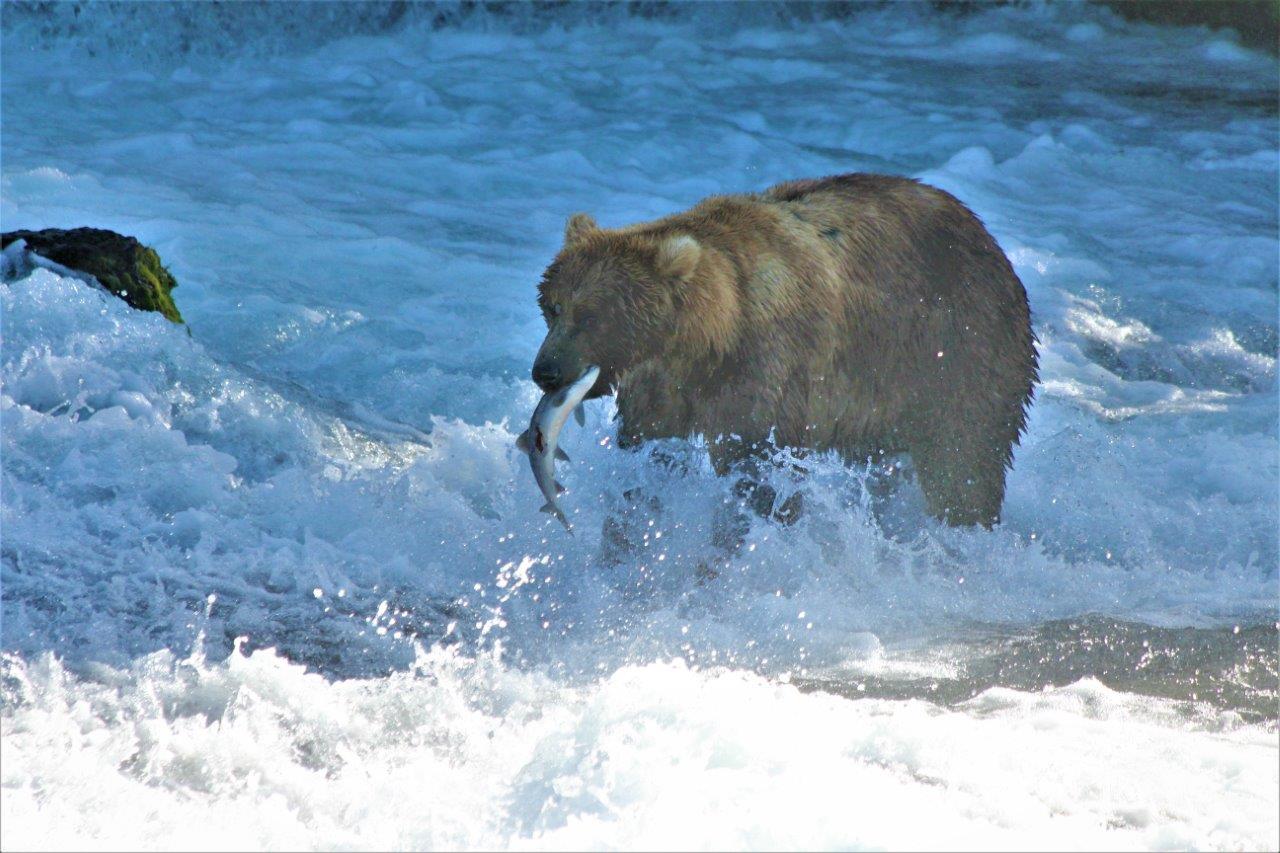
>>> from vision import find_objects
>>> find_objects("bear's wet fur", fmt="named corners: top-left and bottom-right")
top-left (533, 173), bottom-right (1038, 527)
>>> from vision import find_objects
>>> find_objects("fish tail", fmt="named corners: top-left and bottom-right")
top-left (540, 502), bottom-right (573, 532)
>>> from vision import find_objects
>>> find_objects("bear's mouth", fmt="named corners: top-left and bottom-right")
top-left (558, 365), bottom-right (614, 400)
top-left (583, 373), bottom-right (613, 399)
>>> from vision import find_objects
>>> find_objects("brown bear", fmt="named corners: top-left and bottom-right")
top-left (532, 173), bottom-right (1037, 527)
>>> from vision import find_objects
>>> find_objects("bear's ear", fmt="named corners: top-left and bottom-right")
top-left (564, 213), bottom-right (600, 246)
top-left (656, 235), bottom-right (702, 281)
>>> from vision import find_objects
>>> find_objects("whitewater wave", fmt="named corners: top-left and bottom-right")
top-left (4, 646), bottom-right (1276, 850)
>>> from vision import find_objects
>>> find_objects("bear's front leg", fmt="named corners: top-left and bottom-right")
top-left (707, 437), bottom-right (805, 562)
top-left (599, 484), bottom-right (729, 582)
top-left (598, 485), bottom-right (661, 566)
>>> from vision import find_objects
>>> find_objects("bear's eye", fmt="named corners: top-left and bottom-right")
top-left (550, 303), bottom-right (563, 318)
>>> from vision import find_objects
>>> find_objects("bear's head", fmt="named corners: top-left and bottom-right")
top-left (532, 213), bottom-right (719, 397)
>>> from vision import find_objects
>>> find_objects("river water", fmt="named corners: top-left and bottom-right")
top-left (2, 3), bottom-right (1276, 848)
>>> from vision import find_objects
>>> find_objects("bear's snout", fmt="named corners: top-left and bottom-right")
top-left (533, 329), bottom-right (592, 393)
top-left (531, 359), bottom-right (564, 392)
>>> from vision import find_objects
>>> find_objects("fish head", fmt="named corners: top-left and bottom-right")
top-left (534, 219), bottom-right (698, 395)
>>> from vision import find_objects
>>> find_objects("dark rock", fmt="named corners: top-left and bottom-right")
top-left (1098, 0), bottom-right (1279, 55)
top-left (1, 227), bottom-right (184, 323)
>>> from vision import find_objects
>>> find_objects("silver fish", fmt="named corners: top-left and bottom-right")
top-left (516, 365), bottom-right (599, 530)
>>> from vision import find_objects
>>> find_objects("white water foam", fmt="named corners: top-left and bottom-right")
top-left (4, 648), bottom-right (1276, 851)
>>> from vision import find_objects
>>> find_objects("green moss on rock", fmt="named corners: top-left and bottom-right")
top-left (1, 227), bottom-right (184, 323)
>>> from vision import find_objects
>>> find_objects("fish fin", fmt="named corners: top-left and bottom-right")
top-left (515, 429), bottom-right (531, 454)
top-left (555, 447), bottom-right (570, 462)
top-left (574, 404), bottom-right (585, 427)
top-left (542, 503), bottom-right (573, 532)
top-left (555, 481), bottom-right (566, 494)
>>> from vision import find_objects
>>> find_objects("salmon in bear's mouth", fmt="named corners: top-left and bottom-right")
top-left (515, 364), bottom-right (601, 530)
top-left (580, 369), bottom-right (613, 400)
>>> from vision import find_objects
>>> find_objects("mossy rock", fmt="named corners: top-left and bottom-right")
top-left (1, 227), bottom-right (184, 323)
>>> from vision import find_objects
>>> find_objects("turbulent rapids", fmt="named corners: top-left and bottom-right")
top-left (1, 2), bottom-right (1276, 849)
